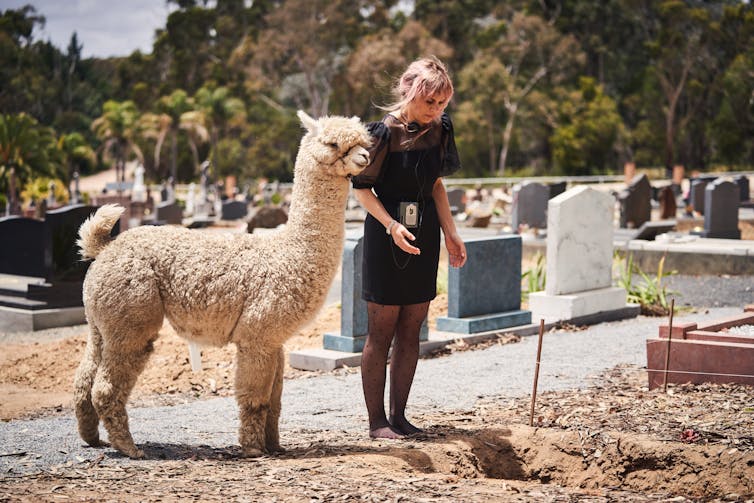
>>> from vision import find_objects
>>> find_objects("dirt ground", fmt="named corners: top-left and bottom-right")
top-left (1, 295), bottom-right (753, 502)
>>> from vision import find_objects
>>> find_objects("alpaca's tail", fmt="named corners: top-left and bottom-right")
top-left (77, 204), bottom-right (125, 259)
top-left (73, 324), bottom-right (105, 446)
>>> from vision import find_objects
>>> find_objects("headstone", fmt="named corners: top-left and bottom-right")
top-left (618, 173), bottom-right (651, 228)
top-left (672, 165), bottom-right (685, 196)
top-left (323, 233), bottom-right (428, 352)
top-left (155, 201), bottom-right (183, 225)
top-left (436, 236), bottom-right (531, 333)
top-left (71, 171), bottom-right (81, 205)
top-left (0, 216), bottom-right (47, 278)
top-left (247, 206), bottom-right (288, 233)
top-left (446, 188), bottom-right (466, 215)
top-left (132, 164), bottom-right (147, 203)
top-left (701, 179), bottom-right (741, 239)
top-left (221, 200), bottom-right (248, 220)
top-left (186, 183), bottom-right (196, 215)
top-left (734, 175), bottom-right (750, 202)
top-left (689, 178), bottom-right (709, 215)
top-left (658, 185), bottom-right (677, 219)
top-left (511, 181), bottom-right (549, 230)
top-left (44, 205), bottom-right (103, 283)
top-left (528, 186), bottom-right (633, 323)
top-left (548, 181), bottom-right (567, 199)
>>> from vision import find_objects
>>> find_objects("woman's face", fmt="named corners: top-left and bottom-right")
top-left (406, 91), bottom-right (451, 125)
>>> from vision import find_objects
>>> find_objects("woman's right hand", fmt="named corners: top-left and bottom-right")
top-left (390, 222), bottom-right (421, 255)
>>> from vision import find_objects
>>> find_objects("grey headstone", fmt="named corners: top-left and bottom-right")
top-left (511, 181), bottom-right (549, 229)
top-left (618, 173), bottom-right (651, 228)
top-left (446, 188), bottom-right (466, 215)
top-left (548, 181), bottom-right (567, 199)
top-left (155, 201), bottom-right (183, 225)
top-left (734, 175), bottom-right (750, 202)
top-left (221, 200), bottom-right (248, 220)
top-left (45, 205), bottom-right (104, 283)
top-left (702, 179), bottom-right (741, 239)
top-left (436, 236), bottom-right (531, 333)
top-left (689, 176), bottom-right (717, 215)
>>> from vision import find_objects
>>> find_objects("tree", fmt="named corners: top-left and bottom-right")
top-left (91, 100), bottom-right (144, 189)
top-left (193, 85), bottom-right (245, 179)
top-left (57, 132), bottom-right (95, 197)
top-left (460, 12), bottom-right (584, 174)
top-left (549, 77), bottom-right (624, 175)
top-left (155, 89), bottom-right (195, 181)
top-left (0, 113), bottom-right (60, 214)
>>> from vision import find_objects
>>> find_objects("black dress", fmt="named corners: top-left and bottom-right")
top-left (351, 112), bottom-right (461, 305)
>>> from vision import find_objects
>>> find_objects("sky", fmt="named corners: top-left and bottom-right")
top-left (1, 0), bottom-right (176, 58)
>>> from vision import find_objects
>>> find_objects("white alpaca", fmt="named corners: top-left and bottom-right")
top-left (73, 111), bottom-right (371, 458)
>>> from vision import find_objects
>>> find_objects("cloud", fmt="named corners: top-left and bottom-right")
top-left (3, 0), bottom-right (174, 58)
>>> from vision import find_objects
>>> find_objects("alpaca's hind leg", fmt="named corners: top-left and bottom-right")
top-left (74, 324), bottom-right (106, 447)
top-left (264, 346), bottom-right (285, 453)
top-left (235, 344), bottom-right (279, 457)
top-left (92, 327), bottom-right (159, 459)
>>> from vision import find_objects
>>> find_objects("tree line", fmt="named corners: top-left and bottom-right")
top-left (1, 0), bottom-right (753, 208)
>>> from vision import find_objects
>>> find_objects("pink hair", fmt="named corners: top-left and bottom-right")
top-left (383, 56), bottom-right (454, 112)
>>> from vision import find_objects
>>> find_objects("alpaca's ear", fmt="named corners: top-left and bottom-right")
top-left (297, 110), bottom-right (320, 135)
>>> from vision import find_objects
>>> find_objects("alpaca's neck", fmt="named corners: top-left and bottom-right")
top-left (279, 158), bottom-right (349, 271)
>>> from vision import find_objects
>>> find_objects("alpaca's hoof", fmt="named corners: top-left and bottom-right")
top-left (241, 447), bottom-right (265, 458)
top-left (111, 441), bottom-right (145, 459)
top-left (267, 444), bottom-right (286, 454)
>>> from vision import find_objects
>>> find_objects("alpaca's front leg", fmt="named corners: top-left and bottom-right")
top-left (235, 344), bottom-right (278, 457)
top-left (264, 347), bottom-right (285, 453)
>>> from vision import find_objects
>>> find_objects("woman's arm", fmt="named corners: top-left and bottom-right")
top-left (354, 188), bottom-right (420, 255)
top-left (432, 179), bottom-right (467, 268)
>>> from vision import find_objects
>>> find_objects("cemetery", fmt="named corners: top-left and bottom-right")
top-left (1, 162), bottom-right (752, 500)
top-left (2, 0), bottom-right (753, 497)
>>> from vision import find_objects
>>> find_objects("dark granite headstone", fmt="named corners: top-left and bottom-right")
top-left (436, 236), bottom-right (531, 333)
top-left (247, 206), bottom-right (288, 233)
top-left (548, 181), bottom-right (567, 199)
top-left (658, 185), bottom-right (677, 219)
top-left (618, 173), bottom-right (651, 228)
top-left (446, 188), bottom-right (466, 215)
top-left (512, 181), bottom-right (549, 229)
top-left (220, 200), bottom-right (248, 220)
top-left (734, 175), bottom-right (750, 202)
top-left (155, 201), bottom-right (183, 225)
top-left (702, 179), bottom-right (741, 239)
top-left (45, 205), bottom-right (103, 283)
top-left (0, 216), bottom-right (47, 278)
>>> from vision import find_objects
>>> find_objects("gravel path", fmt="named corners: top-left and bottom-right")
top-left (0, 303), bottom-right (745, 476)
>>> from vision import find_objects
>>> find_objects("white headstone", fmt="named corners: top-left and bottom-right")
top-left (529, 185), bottom-right (630, 322)
top-left (186, 183), bottom-right (196, 215)
top-left (545, 186), bottom-right (614, 295)
top-left (132, 164), bottom-right (147, 203)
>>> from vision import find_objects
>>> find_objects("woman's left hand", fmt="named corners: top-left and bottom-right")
top-left (446, 232), bottom-right (467, 268)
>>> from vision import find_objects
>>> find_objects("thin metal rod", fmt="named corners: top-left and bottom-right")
top-left (529, 319), bottom-right (545, 427)
top-left (663, 298), bottom-right (675, 393)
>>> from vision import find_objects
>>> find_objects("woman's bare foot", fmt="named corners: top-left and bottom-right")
top-left (369, 424), bottom-right (405, 439)
top-left (390, 416), bottom-right (423, 436)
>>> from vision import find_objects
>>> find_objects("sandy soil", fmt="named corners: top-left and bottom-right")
top-left (1, 296), bottom-right (753, 501)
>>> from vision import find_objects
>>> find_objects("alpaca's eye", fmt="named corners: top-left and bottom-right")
top-left (327, 142), bottom-right (339, 149)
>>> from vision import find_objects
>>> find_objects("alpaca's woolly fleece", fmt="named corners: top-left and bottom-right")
top-left (73, 111), bottom-right (371, 459)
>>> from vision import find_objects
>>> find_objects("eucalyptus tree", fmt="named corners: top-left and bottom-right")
top-left (91, 100), bottom-right (144, 188)
top-left (459, 12), bottom-right (584, 174)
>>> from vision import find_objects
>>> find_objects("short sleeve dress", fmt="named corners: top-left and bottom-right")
top-left (351, 112), bottom-right (461, 305)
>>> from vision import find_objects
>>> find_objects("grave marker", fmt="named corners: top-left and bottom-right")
top-left (511, 181), bottom-right (549, 229)
top-left (702, 179), bottom-right (740, 239)
top-left (618, 173), bottom-right (651, 228)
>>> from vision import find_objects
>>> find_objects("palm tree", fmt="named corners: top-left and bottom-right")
top-left (57, 132), bottom-right (95, 200)
top-left (193, 86), bottom-right (245, 181)
top-left (91, 100), bottom-right (144, 192)
top-left (155, 89), bottom-right (194, 183)
top-left (0, 113), bottom-right (60, 214)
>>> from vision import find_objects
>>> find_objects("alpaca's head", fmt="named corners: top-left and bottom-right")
top-left (296, 110), bottom-right (371, 178)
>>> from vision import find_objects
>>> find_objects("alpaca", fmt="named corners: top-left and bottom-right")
top-left (73, 111), bottom-right (371, 459)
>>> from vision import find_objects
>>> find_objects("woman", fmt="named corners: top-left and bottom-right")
top-left (352, 56), bottom-right (467, 439)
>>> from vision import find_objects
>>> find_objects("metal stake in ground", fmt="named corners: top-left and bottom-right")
top-left (529, 318), bottom-right (545, 427)
top-left (662, 298), bottom-right (676, 393)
